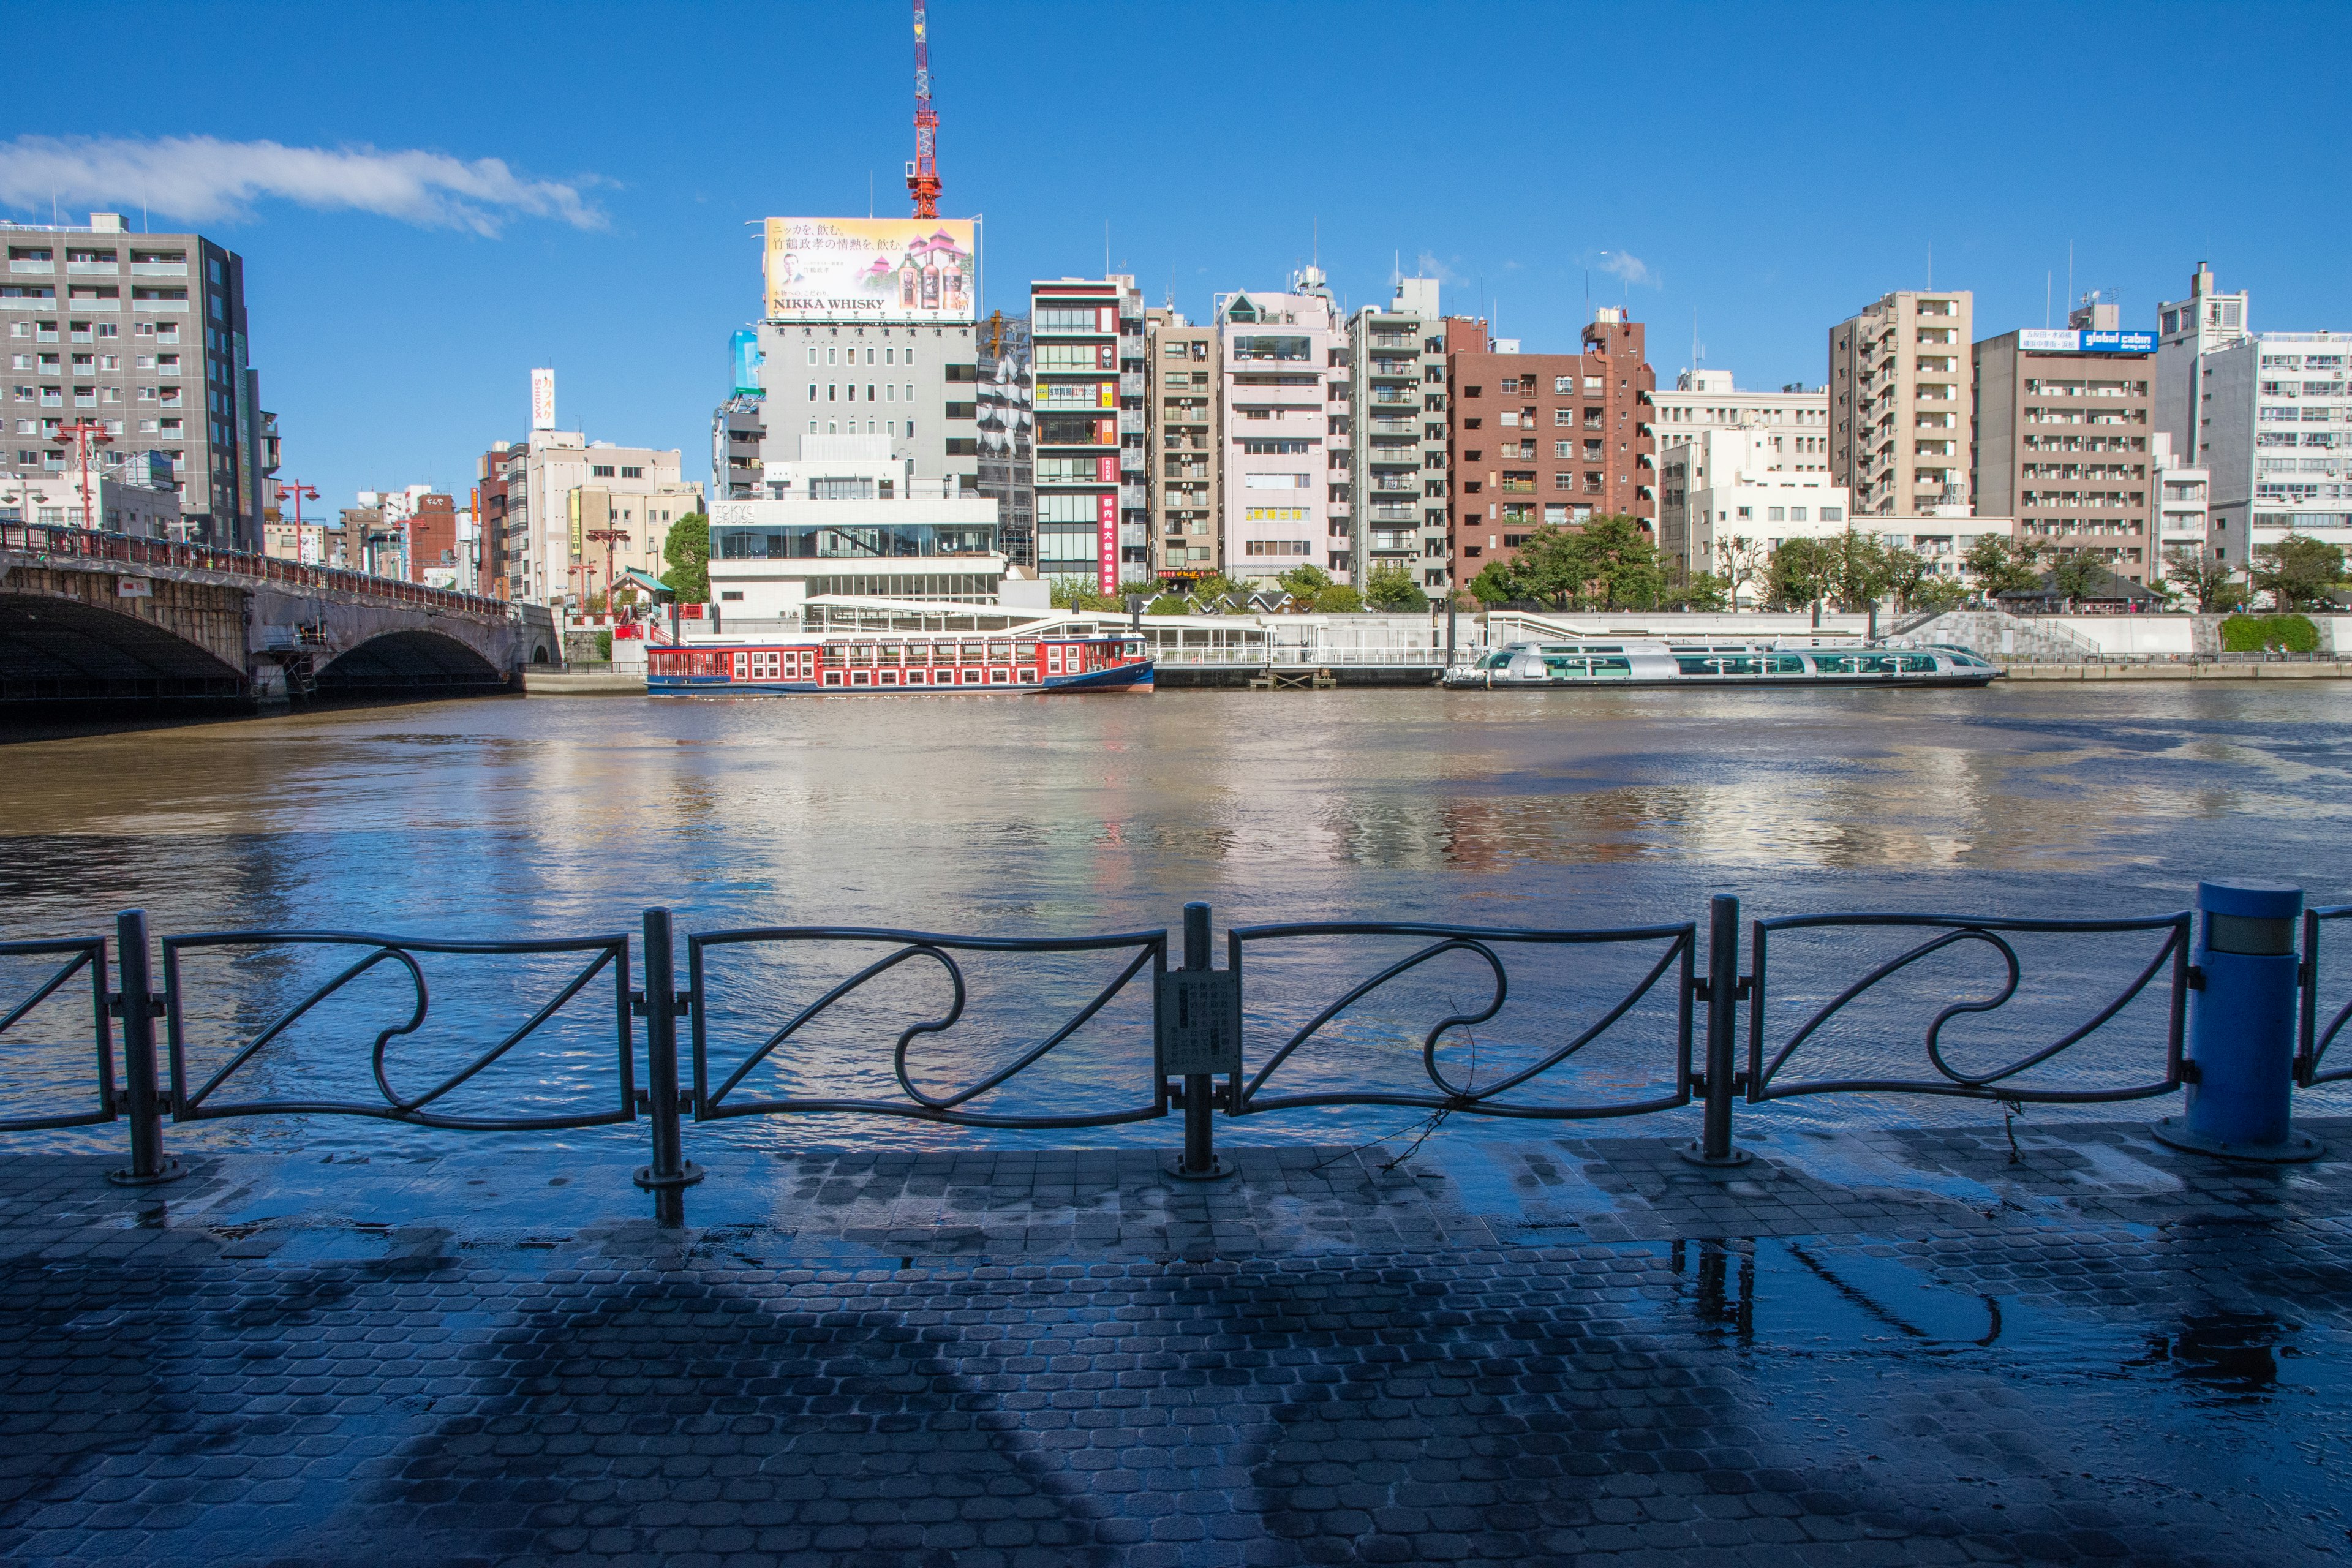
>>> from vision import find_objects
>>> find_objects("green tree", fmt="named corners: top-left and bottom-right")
top-left (1504, 528), bottom-right (1581, 608)
top-left (1961, 535), bottom-right (2045, 598)
top-left (1826, 527), bottom-right (1894, 611)
top-left (2046, 551), bottom-right (2110, 604)
top-left (1765, 537), bottom-right (1837, 617)
top-left (1670, 572), bottom-right (1729, 611)
top-left (1466, 559), bottom-right (1518, 606)
top-left (1275, 564), bottom-right (1332, 608)
top-left (1907, 575), bottom-right (1970, 614)
top-left (1572, 514), bottom-right (1665, 609)
top-left (1363, 565), bottom-right (1430, 612)
top-left (1313, 582), bottom-right (1365, 612)
top-left (661, 513), bottom-right (710, 603)
top-left (1147, 592), bottom-right (1191, 615)
top-left (1880, 545), bottom-right (1935, 611)
top-left (1050, 578), bottom-right (1123, 611)
top-left (2248, 533), bottom-right (2348, 610)
top-left (2161, 545), bottom-right (2247, 612)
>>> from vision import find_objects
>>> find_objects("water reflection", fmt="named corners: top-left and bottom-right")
top-left (0, 684), bottom-right (2346, 1153)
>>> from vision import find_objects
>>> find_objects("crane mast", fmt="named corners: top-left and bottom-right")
top-left (906, 1), bottom-right (941, 218)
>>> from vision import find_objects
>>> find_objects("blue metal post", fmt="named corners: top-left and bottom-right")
top-left (2155, 881), bottom-right (2324, 1163)
top-left (1681, 894), bottom-right (1752, 1168)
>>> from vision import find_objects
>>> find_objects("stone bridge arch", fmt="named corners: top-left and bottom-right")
top-left (313, 628), bottom-right (506, 695)
top-left (0, 589), bottom-right (248, 702)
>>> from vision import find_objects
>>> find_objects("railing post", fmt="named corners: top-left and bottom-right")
top-left (1682, 894), bottom-right (1752, 1169)
top-left (2156, 881), bottom-right (2324, 1163)
top-left (1166, 900), bottom-right (1235, 1181)
top-left (108, 909), bottom-right (183, 1187)
top-left (634, 907), bottom-right (703, 1191)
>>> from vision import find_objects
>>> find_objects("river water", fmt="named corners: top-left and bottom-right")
top-left (2, 682), bottom-right (2346, 1158)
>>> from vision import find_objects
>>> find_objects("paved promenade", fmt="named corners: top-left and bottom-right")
top-left (2, 1115), bottom-right (2348, 1567)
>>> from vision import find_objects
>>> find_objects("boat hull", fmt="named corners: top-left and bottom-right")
top-left (650, 662), bottom-right (1154, 697)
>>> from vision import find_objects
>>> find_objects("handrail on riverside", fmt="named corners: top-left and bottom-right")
top-left (0, 888), bottom-right (2335, 1193)
top-left (0, 521), bottom-right (514, 619)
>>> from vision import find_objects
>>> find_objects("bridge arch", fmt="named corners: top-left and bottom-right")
top-left (0, 592), bottom-right (247, 701)
top-left (314, 628), bottom-right (507, 695)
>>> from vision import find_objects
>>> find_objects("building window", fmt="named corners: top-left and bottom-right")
top-left (621, 466), bottom-right (643, 478)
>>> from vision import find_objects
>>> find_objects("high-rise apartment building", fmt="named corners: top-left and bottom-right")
top-left (1972, 301), bottom-right (2158, 581)
top-left (1, 213), bottom-right (270, 545)
top-left (975, 311), bottom-right (1034, 569)
top-left (476, 441), bottom-right (528, 600)
top-left (1217, 274), bottom-right (1344, 584)
top-left (1444, 309), bottom-right (1657, 585)
top-left (1828, 290), bottom-right (1973, 518)
top-left (1145, 307), bottom-right (1219, 578)
top-left (2154, 265), bottom-right (2352, 574)
top-left (2149, 431), bottom-right (2211, 584)
top-left (1654, 369), bottom-right (1830, 575)
top-left (1339, 279), bottom-right (1450, 592)
top-left (1029, 276), bottom-right (1144, 590)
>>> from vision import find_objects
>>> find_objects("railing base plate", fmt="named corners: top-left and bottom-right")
top-left (1676, 1141), bottom-right (1754, 1170)
top-left (633, 1160), bottom-right (706, 1191)
top-left (107, 1157), bottom-right (186, 1188)
top-left (2150, 1117), bottom-right (2324, 1164)
top-left (1166, 1156), bottom-right (1236, 1182)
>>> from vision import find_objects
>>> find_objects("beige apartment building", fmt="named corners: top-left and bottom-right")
top-left (1973, 301), bottom-right (2158, 581)
top-left (1145, 308), bottom-right (1219, 577)
top-left (1828, 290), bottom-right (1973, 517)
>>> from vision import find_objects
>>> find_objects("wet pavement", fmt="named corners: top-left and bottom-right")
top-left (2, 1116), bottom-right (2350, 1567)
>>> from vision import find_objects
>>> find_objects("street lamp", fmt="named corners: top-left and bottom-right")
top-left (56, 419), bottom-right (113, 531)
top-left (276, 480), bottom-right (318, 562)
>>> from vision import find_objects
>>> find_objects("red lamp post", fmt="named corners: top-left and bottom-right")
top-left (56, 418), bottom-right (113, 531)
top-left (276, 480), bottom-right (318, 560)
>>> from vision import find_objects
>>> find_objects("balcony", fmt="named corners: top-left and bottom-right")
top-left (1370, 389), bottom-right (1415, 405)
top-left (1368, 446), bottom-right (1418, 467)
top-left (1368, 504), bottom-right (1415, 522)
top-left (1120, 372), bottom-right (1144, 395)
top-left (67, 262), bottom-right (118, 275)
top-left (9, 260), bottom-right (52, 274)
top-left (132, 299), bottom-right (187, 312)
top-left (130, 262), bottom-right (187, 276)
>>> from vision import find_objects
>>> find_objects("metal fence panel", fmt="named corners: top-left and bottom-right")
top-left (0, 937), bottom-right (115, 1133)
top-left (2300, 905), bottom-right (2352, 1087)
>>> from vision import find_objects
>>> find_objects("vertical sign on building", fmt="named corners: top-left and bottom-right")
top-left (531, 369), bottom-right (556, 431)
top-left (1097, 491), bottom-right (1118, 595)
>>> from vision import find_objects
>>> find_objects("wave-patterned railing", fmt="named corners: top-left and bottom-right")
top-left (0, 891), bottom-right (2334, 1193)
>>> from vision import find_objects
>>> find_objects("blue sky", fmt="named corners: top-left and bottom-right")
top-left (4, 0), bottom-right (2345, 515)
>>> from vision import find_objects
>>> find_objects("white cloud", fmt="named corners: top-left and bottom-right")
top-left (1591, 249), bottom-right (1659, 288)
top-left (1413, 249), bottom-right (1464, 285)
top-left (0, 135), bottom-right (606, 236)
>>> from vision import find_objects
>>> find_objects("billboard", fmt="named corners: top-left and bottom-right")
top-left (1096, 491), bottom-right (1118, 595)
top-left (531, 368), bottom-right (556, 430)
top-left (729, 328), bottom-right (764, 398)
top-left (763, 217), bottom-right (977, 322)
top-left (2017, 328), bottom-right (2156, 355)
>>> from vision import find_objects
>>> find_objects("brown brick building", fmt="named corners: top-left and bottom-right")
top-left (1445, 310), bottom-right (1657, 584)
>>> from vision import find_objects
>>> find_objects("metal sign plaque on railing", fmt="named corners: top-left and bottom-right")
top-left (1158, 969), bottom-right (1240, 1076)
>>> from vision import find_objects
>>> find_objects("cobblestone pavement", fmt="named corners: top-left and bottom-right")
top-left (2, 1116), bottom-right (2349, 1566)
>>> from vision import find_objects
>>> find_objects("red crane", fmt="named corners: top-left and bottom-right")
top-left (905, 1), bottom-right (941, 218)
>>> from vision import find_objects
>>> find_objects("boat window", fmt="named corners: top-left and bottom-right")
top-left (1477, 650), bottom-right (1513, 671)
top-left (1898, 654), bottom-right (1939, 673)
top-left (959, 641), bottom-right (984, 663)
top-left (1016, 640), bottom-right (1039, 662)
top-left (823, 671), bottom-right (843, 686)
top-left (1590, 657), bottom-right (1631, 673)
top-left (846, 643), bottom-right (875, 665)
top-left (1856, 655), bottom-right (1900, 674)
top-left (1542, 656), bottom-right (1587, 677)
top-left (1811, 654), bottom-right (1853, 674)
top-left (1766, 654), bottom-right (1807, 674)
top-left (1674, 656), bottom-right (1714, 674)
top-left (987, 640), bottom-right (1012, 664)
top-left (876, 644), bottom-right (901, 665)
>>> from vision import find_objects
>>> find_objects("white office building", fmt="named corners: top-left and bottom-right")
top-left (706, 435), bottom-right (1011, 617)
top-left (1216, 273), bottom-right (1344, 584)
top-left (1657, 370), bottom-right (1831, 574)
top-left (2155, 263), bottom-right (2352, 576)
top-left (2149, 431), bottom-right (2211, 586)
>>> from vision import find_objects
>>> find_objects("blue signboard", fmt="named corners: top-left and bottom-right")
top-left (2079, 330), bottom-right (2156, 354)
top-left (730, 328), bottom-right (765, 397)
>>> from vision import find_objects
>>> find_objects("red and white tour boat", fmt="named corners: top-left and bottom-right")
top-left (646, 630), bottom-right (1153, 696)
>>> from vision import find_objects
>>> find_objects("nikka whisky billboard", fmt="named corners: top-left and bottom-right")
top-left (763, 217), bottom-right (976, 323)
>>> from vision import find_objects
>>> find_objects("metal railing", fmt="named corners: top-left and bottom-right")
top-left (2300, 905), bottom-right (2352, 1087)
top-left (0, 521), bottom-right (512, 618)
top-left (1748, 911), bottom-right (2190, 1104)
top-left (0, 891), bottom-right (2340, 1197)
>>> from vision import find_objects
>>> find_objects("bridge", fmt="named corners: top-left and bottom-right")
top-left (0, 522), bottom-right (557, 708)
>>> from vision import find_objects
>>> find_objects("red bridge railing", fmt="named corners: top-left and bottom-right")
top-left (0, 522), bottom-right (513, 618)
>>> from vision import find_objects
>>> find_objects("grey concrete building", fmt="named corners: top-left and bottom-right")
top-left (1145, 307), bottom-right (1218, 578)
top-left (2, 213), bottom-right (270, 546)
top-left (1828, 289), bottom-right (1973, 518)
top-left (726, 319), bottom-right (981, 500)
top-left (1972, 301), bottom-right (2157, 581)
top-left (1340, 279), bottom-right (1450, 591)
